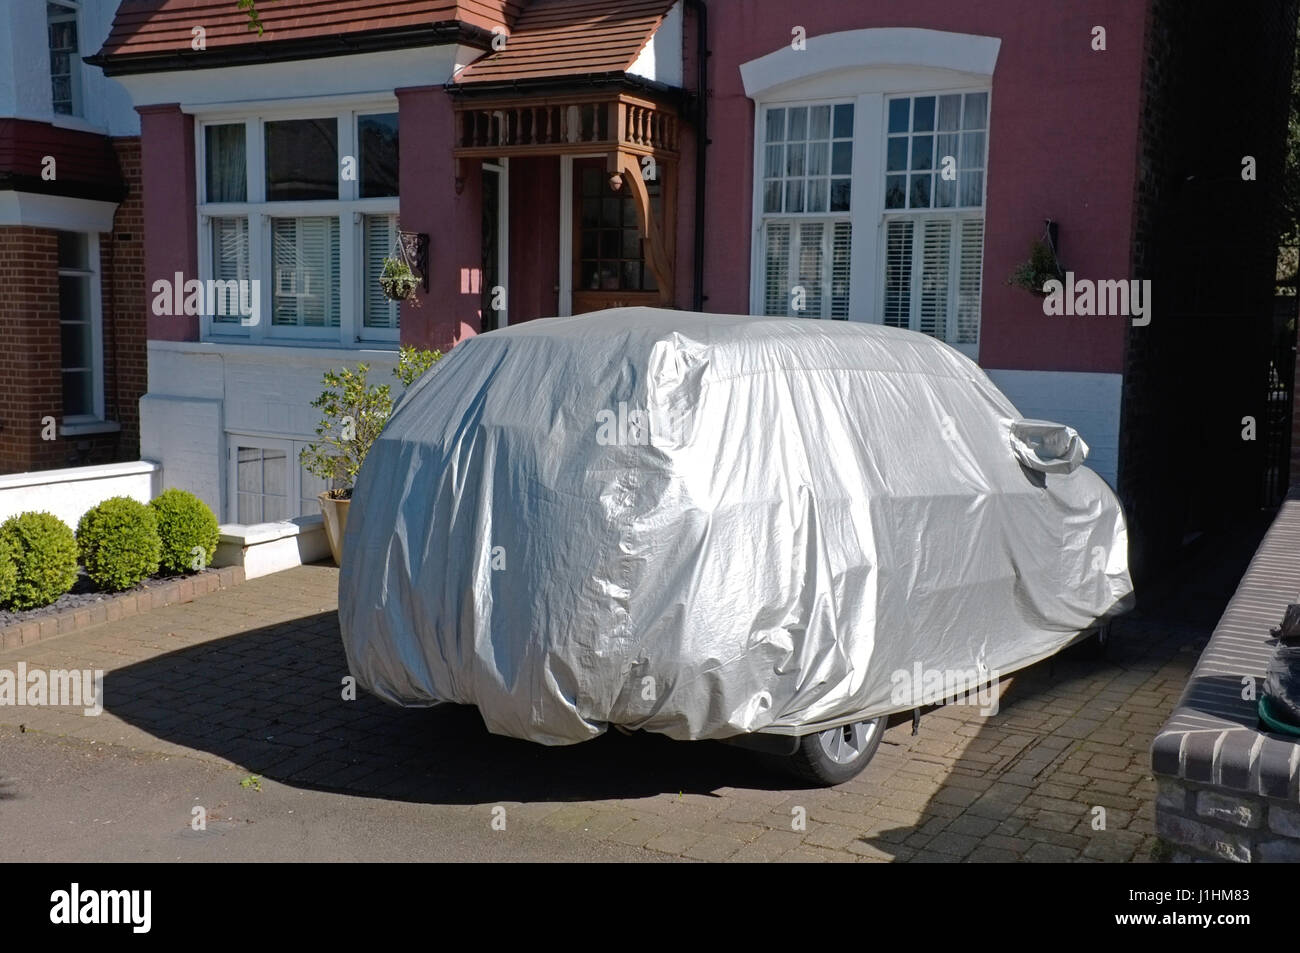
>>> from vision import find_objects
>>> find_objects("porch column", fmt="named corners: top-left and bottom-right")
top-left (137, 104), bottom-right (197, 342)
top-left (396, 85), bottom-right (483, 352)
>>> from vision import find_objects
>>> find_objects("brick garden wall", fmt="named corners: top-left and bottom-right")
top-left (0, 135), bottom-right (144, 476)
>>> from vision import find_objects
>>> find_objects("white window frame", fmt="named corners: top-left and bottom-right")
top-left (753, 98), bottom-right (857, 319)
top-left (47, 0), bottom-right (82, 118)
top-left (58, 231), bottom-right (104, 424)
top-left (483, 158), bottom-right (510, 328)
top-left (742, 28), bottom-right (999, 362)
top-left (195, 99), bottom-right (400, 348)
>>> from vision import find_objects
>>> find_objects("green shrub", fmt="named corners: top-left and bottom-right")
top-left (76, 497), bottom-right (161, 592)
top-left (150, 489), bottom-right (220, 574)
top-left (0, 535), bottom-right (16, 607)
top-left (0, 512), bottom-right (78, 610)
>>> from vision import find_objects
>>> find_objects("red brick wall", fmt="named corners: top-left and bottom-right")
top-left (0, 136), bottom-right (145, 476)
top-left (0, 227), bottom-right (62, 473)
top-left (102, 137), bottom-right (145, 461)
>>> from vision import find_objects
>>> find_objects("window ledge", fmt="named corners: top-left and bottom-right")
top-left (60, 420), bottom-right (121, 437)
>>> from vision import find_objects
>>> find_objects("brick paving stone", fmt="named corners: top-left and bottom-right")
top-left (0, 528), bottom-right (1264, 864)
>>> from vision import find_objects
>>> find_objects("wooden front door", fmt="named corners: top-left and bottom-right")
top-left (571, 158), bottom-right (662, 315)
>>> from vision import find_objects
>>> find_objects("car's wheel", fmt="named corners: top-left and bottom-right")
top-left (782, 716), bottom-right (887, 785)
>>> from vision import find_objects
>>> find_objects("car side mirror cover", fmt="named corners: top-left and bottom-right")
top-left (1009, 418), bottom-right (1089, 474)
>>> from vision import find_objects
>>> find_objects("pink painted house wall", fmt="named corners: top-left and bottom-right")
top-left (697, 0), bottom-right (1149, 375)
top-left (138, 104), bottom-right (198, 342)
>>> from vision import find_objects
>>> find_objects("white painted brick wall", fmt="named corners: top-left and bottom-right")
top-left (144, 342), bottom-right (401, 520)
top-left (985, 369), bottom-right (1122, 488)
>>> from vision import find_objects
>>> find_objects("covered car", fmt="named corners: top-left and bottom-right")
top-left (338, 309), bottom-right (1133, 782)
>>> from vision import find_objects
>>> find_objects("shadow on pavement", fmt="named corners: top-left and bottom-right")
top-left (859, 513), bottom-right (1277, 861)
top-left (105, 610), bottom-right (793, 803)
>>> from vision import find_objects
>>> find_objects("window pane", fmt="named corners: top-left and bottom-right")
top-left (764, 144), bottom-right (783, 178)
top-left (938, 95), bottom-right (962, 131)
top-left (206, 124), bottom-right (247, 203)
top-left (909, 174), bottom-right (932, 208)
top-left (960, 170), bottom-right (985, 207)
top-left (960, 131), bottom-right (987, 170)
top-left (785, 142), bottom-right (805, 176)
top-left (265, 119), bottom-right (338, 201)
top-left (57, 231), bottom-right (88, 270)
top-left (47, 5), bottom-right (78, 116)
top-left (937, 134), bottom-right (959, 171)
top-left (887, 98), bottom-right (910, 134)
top-left (765, 107), bottom-right (786, 143)
top-left (913, 97), bottom-right (936, 132)
top-left (60, 319), bottom-right (88, 370)
top-left (785, 179), bottom-right (804, 213)
top-left (808, 105), bottom-right (831, 140)
top-left (763, 180), bottom-right (782, 213)
top-left (358, 113), bottom-right (399, 198)
top-left (272, 217), bottom-right (341, 327)
top-left (62, 370), bottom-right (92, 418)
top-left (830, 178), bottom-right (852, 212)
top-left (833, 103), bottom-right (854, 138)
top-left (807, 141), bottom-right (828, 176)
top-left (910, 135), bottom-right (934, 171)
top-left (806, 178), bottom-right (828, 213)
top-left (211, 217), bottom-right (250, 324)
top-left (963, 92), bottom-right (989, 130)
top-left (59, 275), bottom-right (89, 324)
top-left (832, 140), bottom-right (853, 176)
top-left (935, 176), bottom-right (957, 208)
top-left (363, 214), bottom-right (399, 330)
top-left (787, 106), bottom-right (808, 141)
top-left (884, 175), bottom-right (906, 210)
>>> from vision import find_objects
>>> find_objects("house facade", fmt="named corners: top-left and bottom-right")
top-left (89, 0), bottom-right (1297, 580)
top-left (0, 0), bottom-right (142, 474)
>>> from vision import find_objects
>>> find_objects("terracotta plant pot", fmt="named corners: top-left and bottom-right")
top-left (318, 492), bottom-right (351, 566)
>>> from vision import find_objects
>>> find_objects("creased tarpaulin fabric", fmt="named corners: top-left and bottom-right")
top-left (338, 309), bottom-right (1134, 745)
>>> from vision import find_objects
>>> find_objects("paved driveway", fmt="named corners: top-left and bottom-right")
top-left (0, 522), bottom-right (1269, 862)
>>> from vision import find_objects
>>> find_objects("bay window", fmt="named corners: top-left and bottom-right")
top-left (197, 105), bottom-right (400, 345)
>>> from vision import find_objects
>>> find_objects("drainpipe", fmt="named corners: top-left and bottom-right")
top-left (685, 0), bottom-right (709, 311)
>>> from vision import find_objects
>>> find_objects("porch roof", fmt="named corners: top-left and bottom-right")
top-left (91, 0), bottom-right (521, 74)
top-left (454, 0), bottom-right (678, 88)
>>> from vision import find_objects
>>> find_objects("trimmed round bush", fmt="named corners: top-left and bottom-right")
top-left (150, 488), bottom-right (220, 574)
top-left (0, 512), bottom-right (78, 610)
top-left (76, 497), bottom-right (161, 592)
top-left (0, 535), bottom-right (16, 607)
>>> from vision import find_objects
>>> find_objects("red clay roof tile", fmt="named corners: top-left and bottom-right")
top-left (98, 0), bottom-right (522, 59)
top-left (455, 0), bottom-right (678, 85)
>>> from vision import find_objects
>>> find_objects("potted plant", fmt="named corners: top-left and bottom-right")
top-left (301, 345), bottom-right (442, 565)
top-left (379, 256), bottom-right (419, 302)
top-left (1007, 238), bottom-right (1065, 297)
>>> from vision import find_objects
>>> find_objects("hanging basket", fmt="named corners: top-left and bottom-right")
top-left (376, 228), bottom-right (428, 303)
top-left (379, 261), bottom-right (419, 302)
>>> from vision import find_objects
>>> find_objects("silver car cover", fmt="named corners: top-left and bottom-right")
top-left (338, 309), bottom-right (1134, 745)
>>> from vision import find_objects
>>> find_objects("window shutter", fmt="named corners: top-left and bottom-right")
top-left (272, 217), bottom-right (340, 328)
top-left (763, 222), bottom-right (791, 316)
top-left (883, 219), bottom-right (914, 328)
top-left (211, 217), bottom-right (249, 325)
top-left (363, 214), bottom-right (398, 331)
top-left (956, 218), bottom-right (984, 345)
top-left (796, 222), bottom-right (825, 317)
top-left (918, 219), bottom-right (952, 339)
top-left (830, 222), bottom-right (852, 319)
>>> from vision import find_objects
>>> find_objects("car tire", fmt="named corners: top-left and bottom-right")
top-left (780, 716), bottom-right (888, 785)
